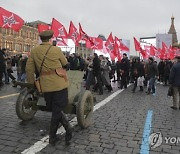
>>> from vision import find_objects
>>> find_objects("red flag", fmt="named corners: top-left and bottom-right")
top-left (144, 45), bottom-right (151, 59)
top-left (175, 49), bottom-right (180, 56)
top-left (105, 33), bottom-right (117, 60)
top-left (51, 18), bottom-right (68, 38)
top-left (79, 23), bottom-right (89, 41)
top-left (115, 37), bottom-right (129, 51)
top-left (110, 53), bottom-right (116, 61)
top-left (168, 46), bottom-right (178, 59)
top-left (38, 24), bottom-right (51, 33)
top-left (79, 23), bottom-right (94, 46)
top-left (133, 37), bottom-right (142, 51)
top-left (134, 37), bottom-right (149, 59)
top-left (120, 41), bottom-right (129, 51)
top-left (159, 42), bottom-right (170, 59)
top-left (167, 46), bottom-right (180, 58)
top-left (141, 49), bottom-right (148, 60)
top-left (172, 47), bottom-right (180, 57)
top-left (86, 37), bottom-right (103, 50)
top-left (56, 38), bottom-right (68, 46)
top-left (162, 42), bottom-right (169, 54)
top-left (156, 48), bottom-right (164, 59)
top-left (150, 45), bottom-right (156, 57)
top-left (114, 40), bottom-right (122, 61)
top-left (105, 33), bottom-right (116, 57)
top-left (68, 21), bottom-right (80, 45)
top-left (51, 37), bottom-right (67, 46)
top-left (0, 7), bottom-right (24, 32)
top-left (101, 41), bottom-right (108, 54)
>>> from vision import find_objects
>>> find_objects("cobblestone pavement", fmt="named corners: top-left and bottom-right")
top-left (0, 80), bottom-right (180, 154)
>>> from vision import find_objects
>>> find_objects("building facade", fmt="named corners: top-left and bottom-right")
top-left (75, 42), bottom-right (93, 59)
top-left (0, 23), bottom-right (39, 55)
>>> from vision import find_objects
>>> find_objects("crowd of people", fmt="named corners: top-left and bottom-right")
top-left (0, 48), bottom-right (28, 88)
top-left (0, 46), bottom-right (179, 102)
top-left (65, 52), bottom-right (180, 110)
top-left (0, 47), bottom-right (179, 99)
top-left (0, 30), bottom-right (180, 147)
top-left (62, 52), bottom-right (178, 99)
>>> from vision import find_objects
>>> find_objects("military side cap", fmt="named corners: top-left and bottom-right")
top-left (39, 30), bottom-right (54, 40)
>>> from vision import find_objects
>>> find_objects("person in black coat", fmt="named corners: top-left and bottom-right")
top-left (130, 58), bottom-right (137, 83)
top-left (118, 53), bottom-right (130, 89)
top-left (116, 60), bottom-right (121, 81)
top-left (132, 58), bottom-right (145, 92)
top-left (163, 59), bottom-right (171, 86)
top-left (146, 57), bottom-right (159, 94)
top-left (92, 53), bottom-right (103, 95)
top-left (169, 56), bottom-right (180, 110)
top-left (158, 59), bottom-right (165, 83)
top-left (0, 48), bottom-right (9, 84)
top-left (0, 49), bottom-right (5, 87)
top-left (111, 60), bottom-right (116, 82)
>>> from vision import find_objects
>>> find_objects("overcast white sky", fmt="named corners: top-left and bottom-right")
top-left (1, 0), bottom-right (180, 55)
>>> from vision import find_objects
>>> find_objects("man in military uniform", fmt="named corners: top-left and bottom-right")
top-left (26, 30), bottom-right (72, 145)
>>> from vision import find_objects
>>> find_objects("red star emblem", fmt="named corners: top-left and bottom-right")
top-left (91, 39), bottom-right (99, 49)
top-left (58, 27), bottom-right (66, 37)
top-left (107, 42), bottom-right (114, 52)
top-left (2, 14), bottom-right (19, 28)
top-left (72, 30), bottom-right (78, 40)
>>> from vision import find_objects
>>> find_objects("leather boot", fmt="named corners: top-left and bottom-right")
top-left (140, 86), bottom-right (143, 91)
top-left (107, 85), bottom-right (113, 92)
top-left (60, 111), bottom-right (73, 145)
top-left (49, 118), bottom-right (59, 146)
top-left (99, 86), bottom-right (103, 95)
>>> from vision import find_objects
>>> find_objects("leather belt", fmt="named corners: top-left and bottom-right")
top-left (41, 70), bottom-right (56, 76)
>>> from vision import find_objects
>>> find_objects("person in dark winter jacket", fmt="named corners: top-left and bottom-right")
top-left (6, 57), bottom-right (16, 82)
top-left (132, 58), bottom-right (145, 93)
top-left (169, 56), bottom-right (180, 110)
top-left (118, 53), bottom-right (130, 89)
top-left (158, 59), bottom-right (165, 83)
top-left (100, 55), bottom-right (113, 92)
top-left (146, 57), bottom-right (159, 95)
top-left (116, 60), bottom-right (121, 81)
top-left (85, 57), bottom-right (95, 90)
top-left (111, 60), bottom-right (117, 82)
top-left (92, 53), bottom-right (103, 95)
top-left (130, 58), bottom-right (137, 83)
top-left (0, 49), bottom-right (5, 87)
top-left (163, 59), bottom-right (171, 86)
top-left (20, 55), bottom-right (28, 82)
top-left (0, 48), bottom-right (9, 84)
